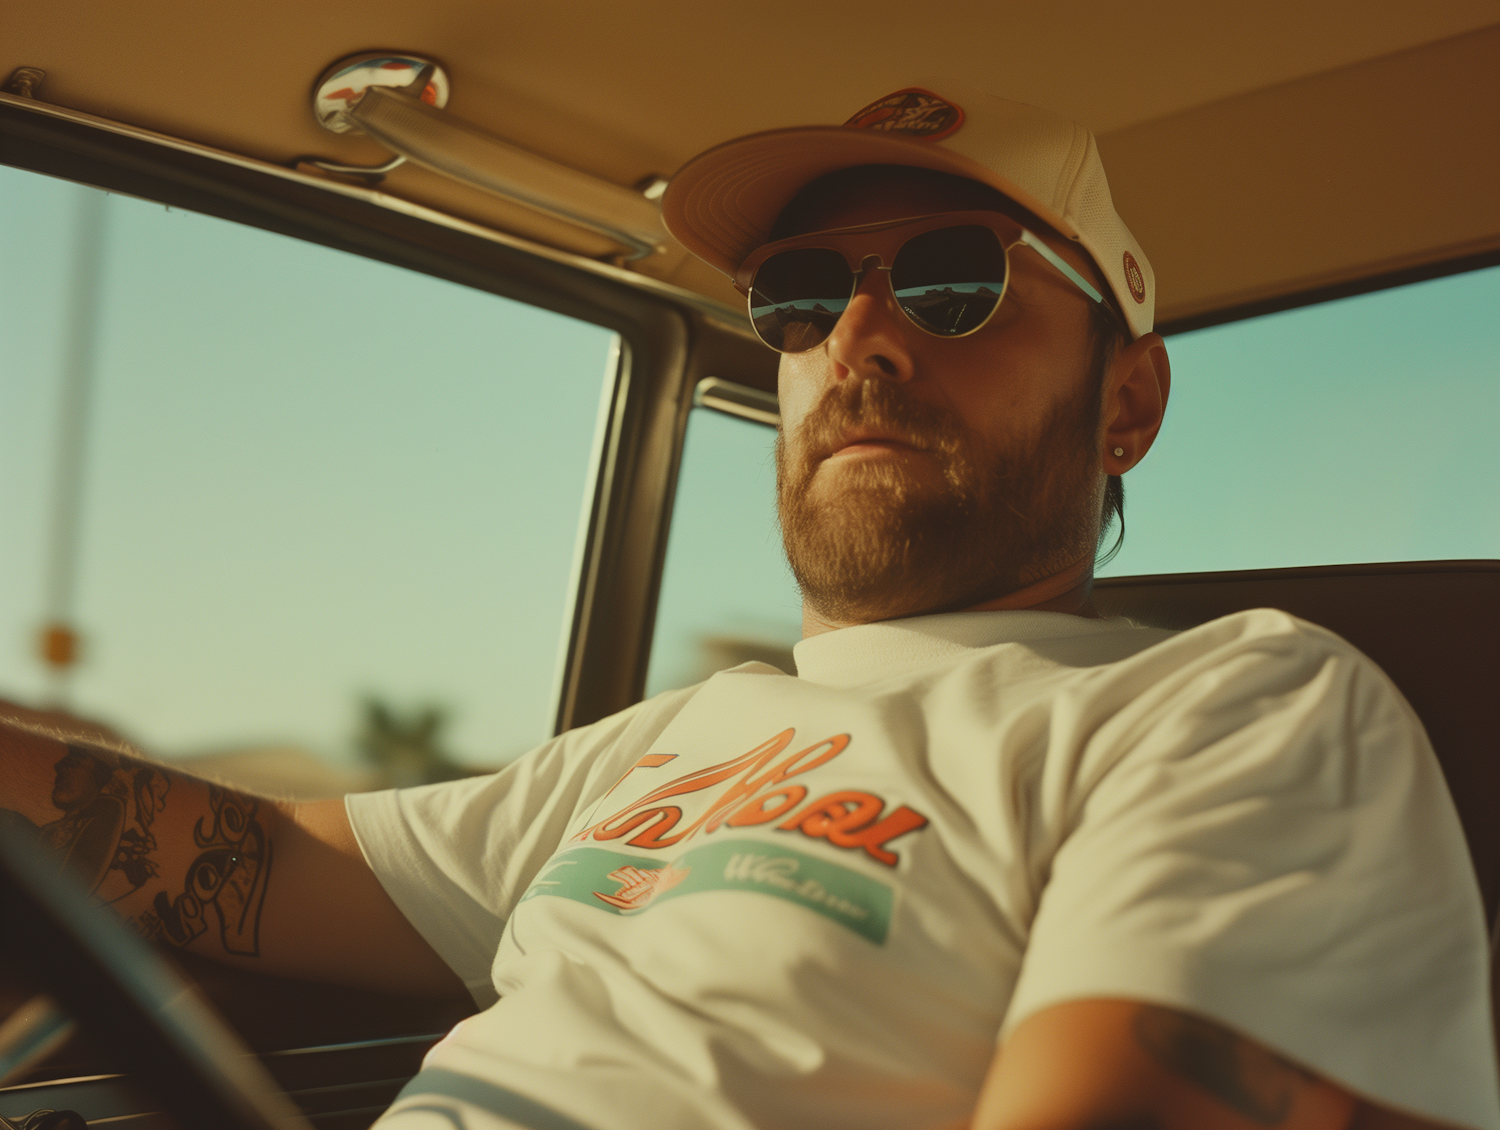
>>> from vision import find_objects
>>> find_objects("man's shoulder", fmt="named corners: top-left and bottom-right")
top-left (1127, 606), bottom-right (1375, 666)
top-left (1114, 606), bottom-right (1415, 729)
top-left (991, 607), bottom-right (1365, 679)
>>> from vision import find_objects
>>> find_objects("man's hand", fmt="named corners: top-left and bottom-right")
top-left (0, 716), bottom-right (466, 1002)
top-left (972, 999), bottom-right (1448, 1130)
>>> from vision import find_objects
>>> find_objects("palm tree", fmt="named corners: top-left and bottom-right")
top-left (355, 698), bottom-right (467, 788)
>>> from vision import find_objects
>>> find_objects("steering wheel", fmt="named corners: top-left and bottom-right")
top-left (0, 825), bottom-right (311, 1130)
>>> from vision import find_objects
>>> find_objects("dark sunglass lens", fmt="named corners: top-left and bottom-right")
top-left (890, 225), bottom-right (1007, 335)
top-left (749, 248), bottom-right (854, 352)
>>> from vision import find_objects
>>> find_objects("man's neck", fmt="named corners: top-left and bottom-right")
top-left (800, 558), bottom-right (1100, 639)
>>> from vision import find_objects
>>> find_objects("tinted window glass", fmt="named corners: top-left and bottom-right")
top-left (647, 409), bottom-right (799, 695)
top-left (1101, 265), bottom-right (1500, 576)
top-left (0, 166), bottom-right (617, 791)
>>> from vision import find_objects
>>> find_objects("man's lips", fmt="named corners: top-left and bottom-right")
top-left (825, 431), bottom-right (925, 460)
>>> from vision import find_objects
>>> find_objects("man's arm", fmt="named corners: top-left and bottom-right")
top-left (0, 714), bottom-right (466, 1001)
top-left (971, 999), bottom-right (1452, 1130)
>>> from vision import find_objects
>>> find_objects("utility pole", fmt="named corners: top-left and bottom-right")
top-left (40, 187), bottom-right (108, 708)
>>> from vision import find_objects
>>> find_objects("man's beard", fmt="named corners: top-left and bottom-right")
top-left (776, 377), bottom-right (1103, 624)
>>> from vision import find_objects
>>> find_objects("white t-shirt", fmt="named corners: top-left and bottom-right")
top-left (348, 608), bottom-right (1500, 1130)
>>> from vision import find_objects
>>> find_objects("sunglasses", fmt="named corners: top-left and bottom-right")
top-left (734, 211), bottom-right (1107, 354)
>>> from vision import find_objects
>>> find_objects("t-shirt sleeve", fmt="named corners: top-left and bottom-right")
top-left (345, 689), bottom-right (697, 1006)
top-left (1004, 610), bottom-right (1500, 1130)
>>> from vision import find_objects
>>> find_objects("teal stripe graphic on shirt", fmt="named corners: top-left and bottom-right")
top-left (519, 840), bottom-right (893, 944)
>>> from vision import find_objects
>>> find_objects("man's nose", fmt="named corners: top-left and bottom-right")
top-left (823, 266), bottom-right (916, 384)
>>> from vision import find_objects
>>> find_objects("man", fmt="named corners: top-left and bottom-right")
top-left (1, 86), bottom-right (1496, 1130)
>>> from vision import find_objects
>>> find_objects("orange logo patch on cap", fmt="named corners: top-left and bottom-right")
top-left (843, 88), bottom-right (964, 142)
top-left (1123, 251), bottom-right (1146, 303)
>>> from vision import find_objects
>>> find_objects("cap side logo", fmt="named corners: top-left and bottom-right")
top-left (843, 88), bottom-right (964, 142)
top-left (1122, 251), bottom-right (1146, 304)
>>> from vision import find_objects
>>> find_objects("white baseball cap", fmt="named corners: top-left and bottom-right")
top-left (663, 83), bottom-right (1155, 339)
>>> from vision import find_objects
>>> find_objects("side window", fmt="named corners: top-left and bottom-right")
top-left (647, 397), bottom-right (800, 694)
top-left (648, 265), bottom-right (1500, 691)
top-left (0, 166), bottom-right (618, 791)
top-left (1101, 265), bottom-right (1500, 577)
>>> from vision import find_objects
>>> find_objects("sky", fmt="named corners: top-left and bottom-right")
top-left (647, 410), bottom-right (800, 694)
top-left (1104, 267), bottom-right (1500, 576)
top-left (3, 160), bottom-right (1496, 767)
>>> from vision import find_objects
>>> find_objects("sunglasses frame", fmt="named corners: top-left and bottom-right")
top-left (734, 211), bottom-right (1107, 353)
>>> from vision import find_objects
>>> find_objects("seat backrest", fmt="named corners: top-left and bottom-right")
top-left (1093, 561), bottom-right (1500, 931)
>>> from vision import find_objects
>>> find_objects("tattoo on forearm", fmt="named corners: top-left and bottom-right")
top-left (1132, 1005), bottom-right (1312, 1126)
top-left (1, 746), bottom-right (271, 957)
top-left (0, 744), bottom-right (170, 901)
top-left (136, 788), bottom-right (272, 956)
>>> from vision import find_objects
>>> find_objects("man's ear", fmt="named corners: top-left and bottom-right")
top-left (1101, 332), bottom-right (1170, 474)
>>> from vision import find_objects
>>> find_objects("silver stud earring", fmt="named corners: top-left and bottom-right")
top-left (1112, 447), bottom-right (1125, 457)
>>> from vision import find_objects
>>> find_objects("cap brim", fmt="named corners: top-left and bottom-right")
top-left (662, 125), bottom-right (1079, 278)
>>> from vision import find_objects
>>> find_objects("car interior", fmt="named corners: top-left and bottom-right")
top-left (1, 4), bottom-right (1497, 1128)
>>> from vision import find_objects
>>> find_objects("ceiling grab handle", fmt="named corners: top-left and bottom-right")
top-left (310, 53), bottom-right (666, 260)
top-left (348, 86), bottom-right (665, 260)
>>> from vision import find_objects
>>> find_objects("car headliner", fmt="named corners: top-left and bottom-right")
top-left (3, 1), bottom-right (1499, 330)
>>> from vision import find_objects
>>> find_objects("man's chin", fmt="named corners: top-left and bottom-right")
top-left (781, 496), bottom-right (978, 625)
top-left (797, 565), bottom-right (975, 627)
